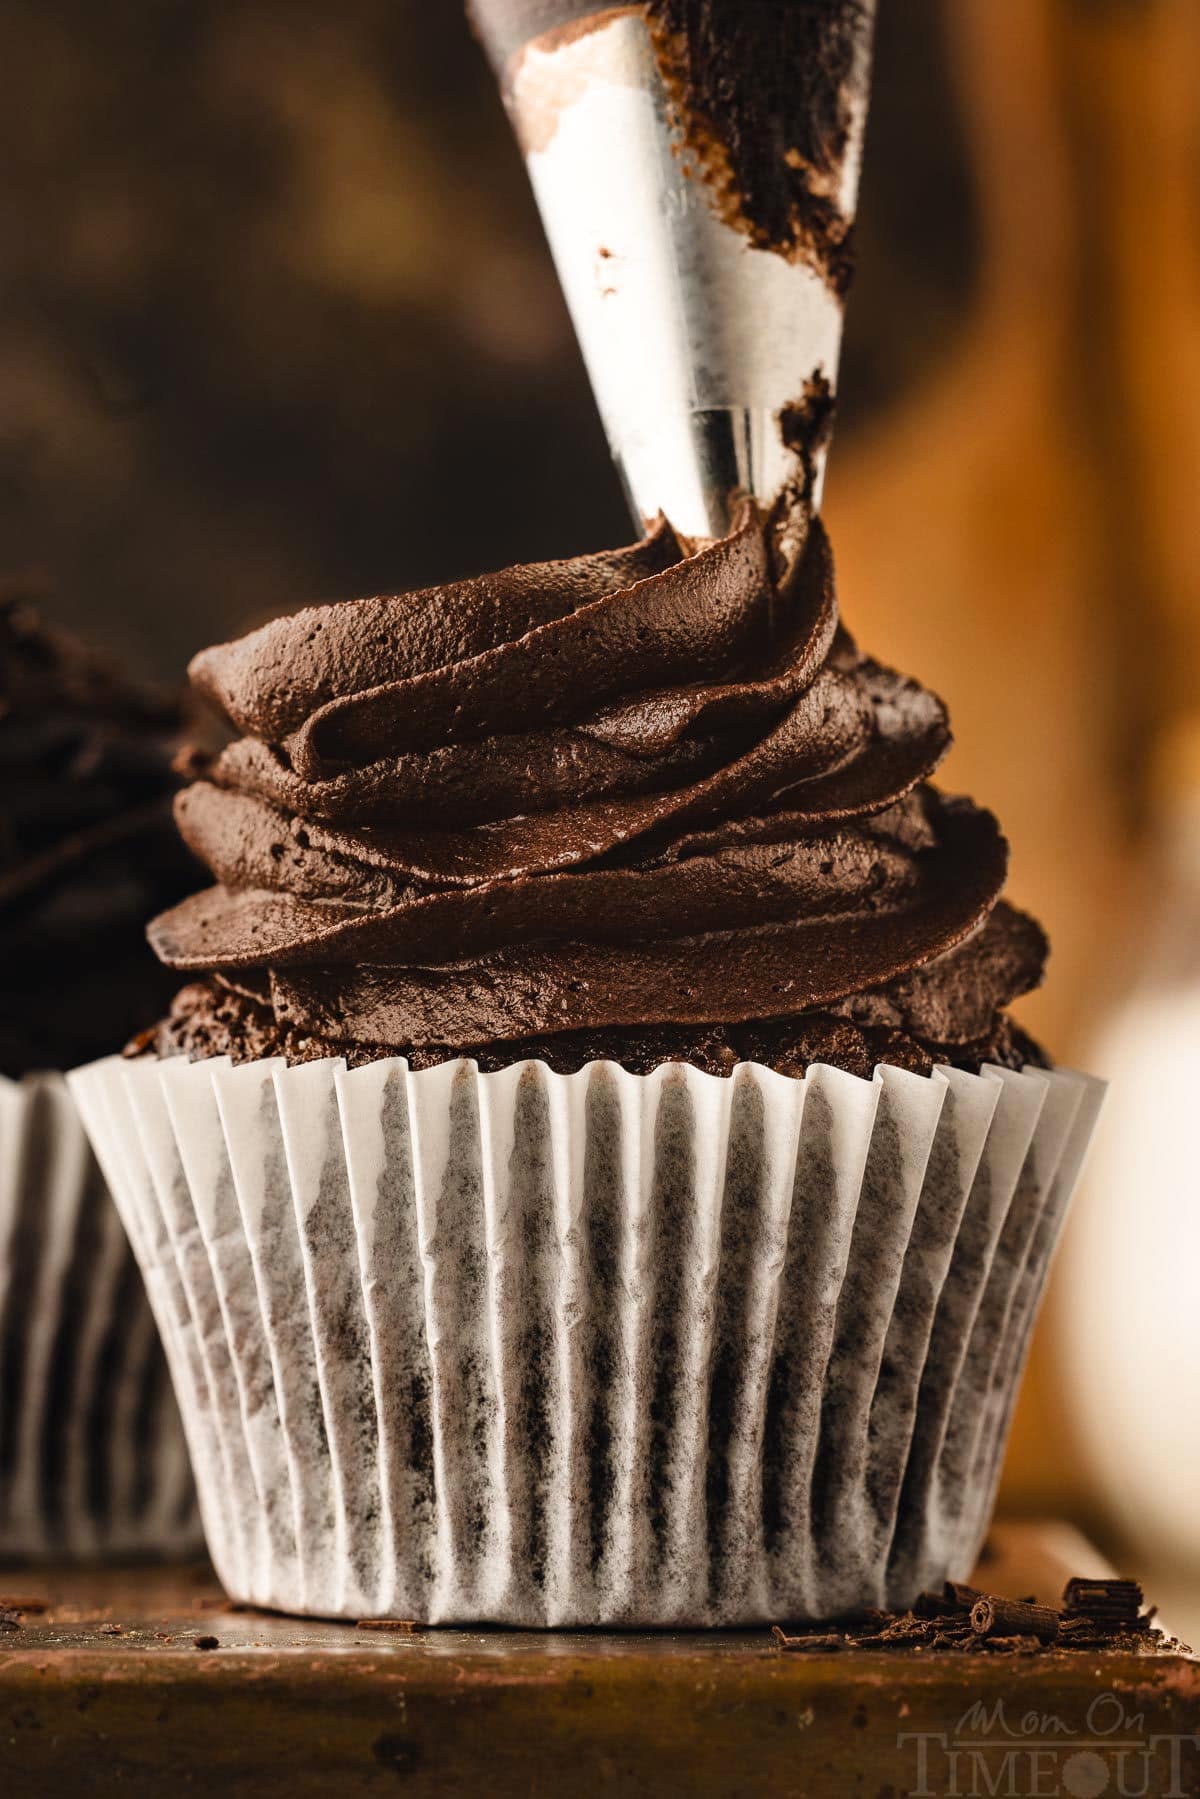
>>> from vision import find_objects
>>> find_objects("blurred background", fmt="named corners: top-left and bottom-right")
top-left (1, 0), bottom-right (1197, 1617)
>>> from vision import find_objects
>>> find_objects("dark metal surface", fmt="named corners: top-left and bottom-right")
top-left (1, 1524), bottom-right (1196, 1796)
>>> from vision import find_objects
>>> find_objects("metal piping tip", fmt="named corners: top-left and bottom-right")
top-left (475, 3), bottom-right (876, 541)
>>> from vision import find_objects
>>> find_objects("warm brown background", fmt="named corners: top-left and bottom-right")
top-left (2, 1), bottom-right (1197, 1547)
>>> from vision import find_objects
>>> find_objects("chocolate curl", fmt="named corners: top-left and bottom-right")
top-left (970, 1596), bottom-right (1061, 1644)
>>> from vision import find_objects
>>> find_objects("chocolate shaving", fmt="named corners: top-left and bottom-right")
top-left (981, 1634), bottom-right (1045, 1655)
top-left (1062, 1577), bottom-right (1145, 1626)
top-left (971, 1596), bottom-right (1059, 1644)
top-left (771, 1572), bottom-right (1183, 1658)
top-left (772, 1626), bottom-right (844, 1652)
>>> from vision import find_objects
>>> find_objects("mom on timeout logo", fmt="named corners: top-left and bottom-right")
top-left (897, 1692), bottom-right (1200, 1797)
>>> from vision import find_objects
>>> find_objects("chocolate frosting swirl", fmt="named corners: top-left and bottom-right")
top-left (147, 504), bottom-right (1047, 1076)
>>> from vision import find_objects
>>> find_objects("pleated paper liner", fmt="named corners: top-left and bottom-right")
top-left (0, 1073), bottom-right (200, 1561)
top-left (69, 1052), bottom-right (1104, 1624)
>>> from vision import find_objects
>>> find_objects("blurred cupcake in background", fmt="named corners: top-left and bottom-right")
top-left (1059, 718), bottom-right (1200, 1598)
top-left (0, 583), bottom-right (200, 1560)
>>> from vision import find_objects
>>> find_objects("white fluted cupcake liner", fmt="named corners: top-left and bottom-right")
top-left (68, 1051), bottom-right (1103, 1624)
top-left (0, 1073), bottom-right (200, 1561)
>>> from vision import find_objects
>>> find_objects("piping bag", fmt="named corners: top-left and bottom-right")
top-left (470, 1), bottom-right (877, 541)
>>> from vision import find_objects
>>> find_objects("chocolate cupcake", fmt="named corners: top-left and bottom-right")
top-left (72, 504), bottom-right (1103, 1620)
top-left (1, 588), bottom-right (199, 1558)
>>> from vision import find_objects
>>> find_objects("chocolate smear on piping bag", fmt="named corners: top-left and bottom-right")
top-left (778, 370), bottom-right (838, 508)
top-left (469, 2), bottom-right (872, 293)
top-left (644, 0), bottom-right (873, 293)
